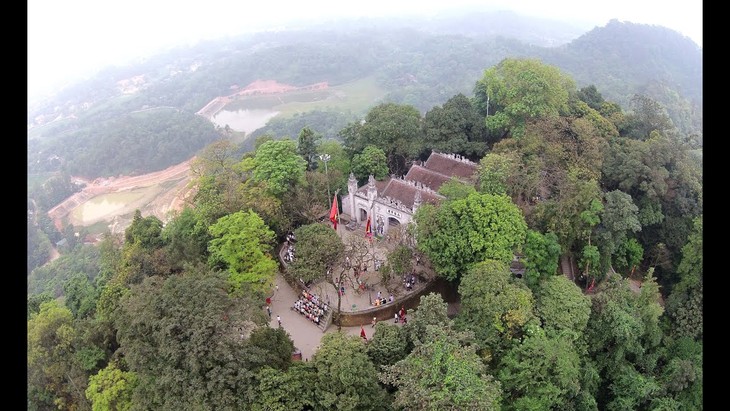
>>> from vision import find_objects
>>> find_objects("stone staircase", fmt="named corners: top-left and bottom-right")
top-left (318, 308), bottom-right (334, 332)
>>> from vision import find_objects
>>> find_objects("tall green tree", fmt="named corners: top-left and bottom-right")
top-left (415, 192), bottom-right (527, 281)
top-left (342, 102), bottom-right (422, 175)
top-left (585, 272), bottom-right (665, 410)
top-left (404, 292), bottom-right (452, 347)
top-left (350, 145), bottom-right (389, 183)
top-left (208, 210), bottom-right (277, 296)
top-left (367, 323), bottom-right (409, 369)
top-left (297, 126), bottom-right (321, 171)
top-left (665, 215), bottom-right (702, 340)
top-left (498, 332), bottom-right (583, 410)
top-left (316, 139), bottom-right (351, 194)
top-left (474, 58), bottom-right (575, 138)
top-left (623, 94), bottom-right (675, 140)
top-left (85, 362), bottom-right (137, 411)
top-left (456, 260), bottom-right (536, 362)
top-left (437, 178), bottom-right (477, 201)
top-left (246, 326), bottom-right (296, 372)
top-left (535, 275), bottom-right (591, 340)
top-left (286, 222), bottom-right (345, 285)
top-left (252, 139), bottom-right (307, 198)
top-left (422, 93), bottom-right (489, 158)
top-left (63, 272), bottom-right (98, 319)
top-left (522, 230), bottom-right (561, 290)
top-left (251, 363), bottom-right (317, 411)
top-left (478, 152), bottom-right (514, 195)
top-left (28, 301), bottom-right (90, 410)
top-left (115, 271), bottom-right (267, 410)
top-left (124, 210), bottom-right (164, 250)
top-left (596, 190), bottom-right (642, 269)
top-left (311, 332), bottom-right (389, 411)
top-left (381, 326), bottom-right (502, 410)
top-left (161, 207), bottom-right (211, 270)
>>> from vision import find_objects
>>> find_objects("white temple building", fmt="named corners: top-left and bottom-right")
top-left (341, 152), bottom-right (479, 235)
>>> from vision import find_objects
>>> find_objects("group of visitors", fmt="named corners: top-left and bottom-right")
top-left (372, 291), bottom-right (394, 307)
top-left (292, 290), bottom-right (329, 326)
top-left (404, 273), bottom-right (418, 291)
top-left (283, 232), bottom-right (297, 263)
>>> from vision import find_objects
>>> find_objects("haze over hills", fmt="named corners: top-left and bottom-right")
top-left (27, 12), bottom-right (702, 181)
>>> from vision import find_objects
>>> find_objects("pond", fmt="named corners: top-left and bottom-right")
top-left (74, 191), bottom-right (146, 224)
top-left (211, 108), bottom-right (279, 134)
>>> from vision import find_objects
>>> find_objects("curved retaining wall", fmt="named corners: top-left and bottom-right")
top-left (276, 240), bottom-right (460, 329)
top-left (335, 277), bottom-right (458, 327)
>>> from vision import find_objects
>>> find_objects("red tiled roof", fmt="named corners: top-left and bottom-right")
top-left (381, 179), bottom-right (443, 209)
top-left (404, 165), bottom-right (451, 191)
top-left (423, 152), bottom-right (478, 181)
top-left (356, 177), bottom-right (391, 196)
top-left (352, 152), bottom-right (478, 211)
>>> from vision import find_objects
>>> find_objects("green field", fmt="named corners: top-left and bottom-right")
top-left (223, 76), bottom-right (386, 119)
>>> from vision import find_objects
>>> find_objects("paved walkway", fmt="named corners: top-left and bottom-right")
top-left (267, 224), bottom-right (418, 360)
top-left (266, 272), bottom-right (397, 360)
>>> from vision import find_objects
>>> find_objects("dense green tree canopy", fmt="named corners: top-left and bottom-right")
top-left (207, 210), bottom-right (277, 296)
top-left (422, 93), bottom-right (489, 158)
top-left (252, 139), bottom-right (307, 198)
top-left (124, 210), bottom-right (164, 249)
top-left (342, 102), bottom-right (422, 175)
top-left (85, 362), bottom-right (137, 411)
top-left (437, 178), bottom-right (477, 201)
top-left (115, 271), bottom-right (267, 410)
top-left (287, 222), bottom-right (345, 285)
top-left (415, 192), bottom-right (527, 281)
top-left (478, 152), bottom-right (514, 196)
top-left (160, 206), bottom-right (211, 270)
top-left (585, 273), bottom-right (666, 410)
top-left (311, 332), bottom-right (389, 411)
top-left (297, 126), bottom-right (321, 171)
top-left (535, 275), bottom-right (591, 339)
top-left (381, 326), bottom-right (502, 411)
top-left (404, 292), bottom-right (453, 347)
top-left (474, 58), bottom-right (575, 137)
top-left (498, 332), bottom-right (582, 410)
top-left (456, 260), bottom-right (536, 361)
top-left (366, 323), bottom-right (409, 369)
top-left (28, 301), bottom-right (89, 410)
top-left (351, 145), bottom-right (389, 183)
top-left (251, 363), bottom-right (317, 411)
top-left (596, 190), bottom-right (642, 267)
top-left (522, 230), bottom-right (561, 290)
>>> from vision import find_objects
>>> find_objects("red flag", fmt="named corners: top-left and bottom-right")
top-left (329, 195), bottom-right (339, 230)
top-left (365, 215), bottom-right (372, 238)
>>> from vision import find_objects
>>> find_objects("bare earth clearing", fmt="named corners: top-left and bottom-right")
top-left (49, 79), bottom-right (332, 240)
top-left (48, 160), bottom-right (195, 238)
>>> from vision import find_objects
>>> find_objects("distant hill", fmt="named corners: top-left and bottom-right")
top-left (27, 16), bottom-right (702, 180)
top-left (540, 19), bottom-right (702, 137)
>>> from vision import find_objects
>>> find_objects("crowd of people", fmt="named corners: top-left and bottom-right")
top-left (292, 290), bottom-right (329, 326)
top-left (283, 231), bottom-right (296, 263)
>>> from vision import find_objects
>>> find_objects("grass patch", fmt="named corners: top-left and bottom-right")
top-left (83, 220), bottom-right (112, 235)
top-left (222, 76), bottom-right (386, 120)
top-left (275, 77), bottom-right (386, 117)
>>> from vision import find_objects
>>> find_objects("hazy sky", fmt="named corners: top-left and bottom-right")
top-left (28, 0), bottom-right (702, 101)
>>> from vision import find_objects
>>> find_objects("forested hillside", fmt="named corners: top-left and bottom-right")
top-left (27, 16), bottom-right (701, 182)
top-left (28, 56), bottom-right (702, 409)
